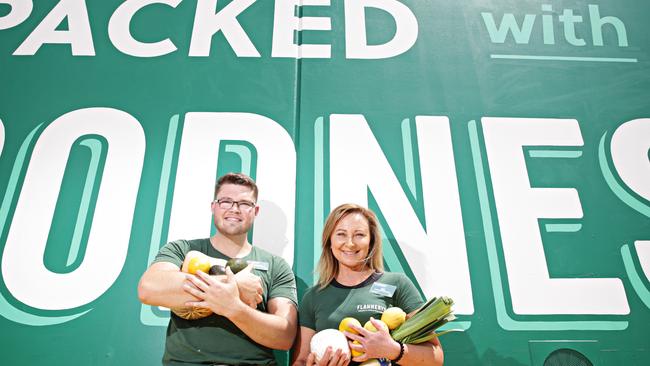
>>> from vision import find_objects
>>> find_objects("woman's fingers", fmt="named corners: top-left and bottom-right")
top-left (307, 347), bottom-right (352, 366)
top-left (369, 317), bottom-right (390, 334)
top-left (349, 340), bottom-right (364, 353)
top-left (336, 349), bottom-right (351, 366)
top-left (327, 348), bottom-right (343, 366)
top-left (306, 352), bottom-right (316, 366)
top-left (349, 323), bottom-right (370, 337)
top-left (318, 347), bottom-right (333, 366)
top-left (343, 331), bottom-right (362, 342)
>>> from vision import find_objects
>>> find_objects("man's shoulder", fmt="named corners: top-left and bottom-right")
top-left (250, 246), bottom-right (288, 264)
top-left (165, 238), bottom-right (210, 249)
top-left (175, 237), bottom-right (210, 245)
top-left (153, 238), bottom-right (211, 265)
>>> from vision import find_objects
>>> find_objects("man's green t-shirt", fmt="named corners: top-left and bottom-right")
top-left (298, 272), bottom-right (424, 332)
top-left (153, 238), bottom-right (297, 366)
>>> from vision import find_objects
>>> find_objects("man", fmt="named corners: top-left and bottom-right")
top-left (138, 173), bottom-right (298, 365)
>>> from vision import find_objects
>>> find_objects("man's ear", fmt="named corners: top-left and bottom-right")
top-left (254, 205), bottom-right (260, 216)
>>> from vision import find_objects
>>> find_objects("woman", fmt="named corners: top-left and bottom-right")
top-left (292, 204), bottom-right (444, 366)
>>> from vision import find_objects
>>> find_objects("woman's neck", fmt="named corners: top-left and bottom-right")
top-left (335, 266), bottom-right (375, 286)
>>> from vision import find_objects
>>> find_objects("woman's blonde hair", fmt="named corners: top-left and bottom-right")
top-left (316, 203), bottom-right (384, 289)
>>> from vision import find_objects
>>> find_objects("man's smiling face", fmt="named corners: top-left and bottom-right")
top-left (212, 183), bottom-right (258, 237)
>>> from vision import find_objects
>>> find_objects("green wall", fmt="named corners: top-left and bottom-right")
top-left (0, 1), bottom-right (648, 365)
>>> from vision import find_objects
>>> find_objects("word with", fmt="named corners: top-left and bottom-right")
top-left (481, 4), bottom-right (628, 46)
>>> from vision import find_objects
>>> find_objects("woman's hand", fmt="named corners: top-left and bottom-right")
top-left (345, 317), bottom-right (401, 362)
top-left (306, 347), bottom-right (350, 366)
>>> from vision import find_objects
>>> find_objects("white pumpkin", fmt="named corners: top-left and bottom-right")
top-left (310, 329), bottom-right (351, 362)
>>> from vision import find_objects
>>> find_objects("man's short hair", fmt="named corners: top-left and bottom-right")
top-left (214, 173), bottom-right (259, 200)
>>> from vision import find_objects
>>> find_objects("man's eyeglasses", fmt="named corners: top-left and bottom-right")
top-left (214, 199), bottom-right (256, 211)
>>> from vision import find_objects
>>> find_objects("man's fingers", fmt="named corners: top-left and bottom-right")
top-left (184, 277), bottom-right (205, 291)
top-left (225, 266), bottom-right (236, 281)
top-left (184, 300), bottom-right (208, 308)
top-left (240, 263), bottom-right (254, 274)
top-left (195, 270), bottom-right (216, 284)
top-left (182, 283), bottom-right (205, 299)
top-left (186, 274), bottom-right (209, 290)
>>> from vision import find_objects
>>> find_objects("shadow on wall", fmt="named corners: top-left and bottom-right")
top-left (254, 200), bottom-right (289, 258)
top-left (480, 348), bottom-right (528, 366)
top-left (255, 201), bottom-right (293, 366)
top-left (441, 330), bottom-right (528, 366)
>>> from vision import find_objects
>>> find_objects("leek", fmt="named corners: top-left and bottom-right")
top-left (390, 296), bottom-right (458, 344)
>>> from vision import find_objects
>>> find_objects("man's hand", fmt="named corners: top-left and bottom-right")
top-left (234, 264), bottom-right (263, 308)
top-left (183, 267), bottom-right (244, 318)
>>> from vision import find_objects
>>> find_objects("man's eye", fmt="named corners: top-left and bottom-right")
top-left (217, 200), bottom-right (234, 208)
top-left (240, 202), bottom-right (254, 208)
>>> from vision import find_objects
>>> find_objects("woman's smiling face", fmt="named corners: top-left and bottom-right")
top-left (330, 212), bottom-right (372, 271)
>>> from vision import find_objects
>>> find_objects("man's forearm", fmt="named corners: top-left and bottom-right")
top-left (226, 300), bottom-right (297, 350)
top-left (138, 266), bottom-right (200, 308)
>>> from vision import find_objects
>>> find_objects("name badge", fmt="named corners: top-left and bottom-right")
top-left (370, 282), bottom-right (396, 297)
top-left (247, 260), bottom-right (269, 271)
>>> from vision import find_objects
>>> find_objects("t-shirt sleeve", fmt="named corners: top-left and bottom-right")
top-left (151, 240), bottom-right (190, 268)
top-left (298, 287), bottom-right (316, 330)
top-left (268, 256), bottom-right (298, 306)
top-left (394, 273), bottom-right (425, 313)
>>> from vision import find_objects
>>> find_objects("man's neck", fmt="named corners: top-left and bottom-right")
top-left (210, 234), bottom-right (252, 258)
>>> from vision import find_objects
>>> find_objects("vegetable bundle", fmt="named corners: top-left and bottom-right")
top-left (390, 296), bottom-right (457, 344)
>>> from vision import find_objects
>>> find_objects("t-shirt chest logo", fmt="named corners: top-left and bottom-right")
top-left (356, 304), bottom-right (386, 313)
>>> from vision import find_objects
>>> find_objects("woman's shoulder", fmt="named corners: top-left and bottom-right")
top-left (304, 282), bottom-right (326, 294)
top-left (302, 282), bottom-right (335, 298)
top-left (299, 284), bottom-right (324, 307)
top-left (378, 271), bottom-right (412, 284)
